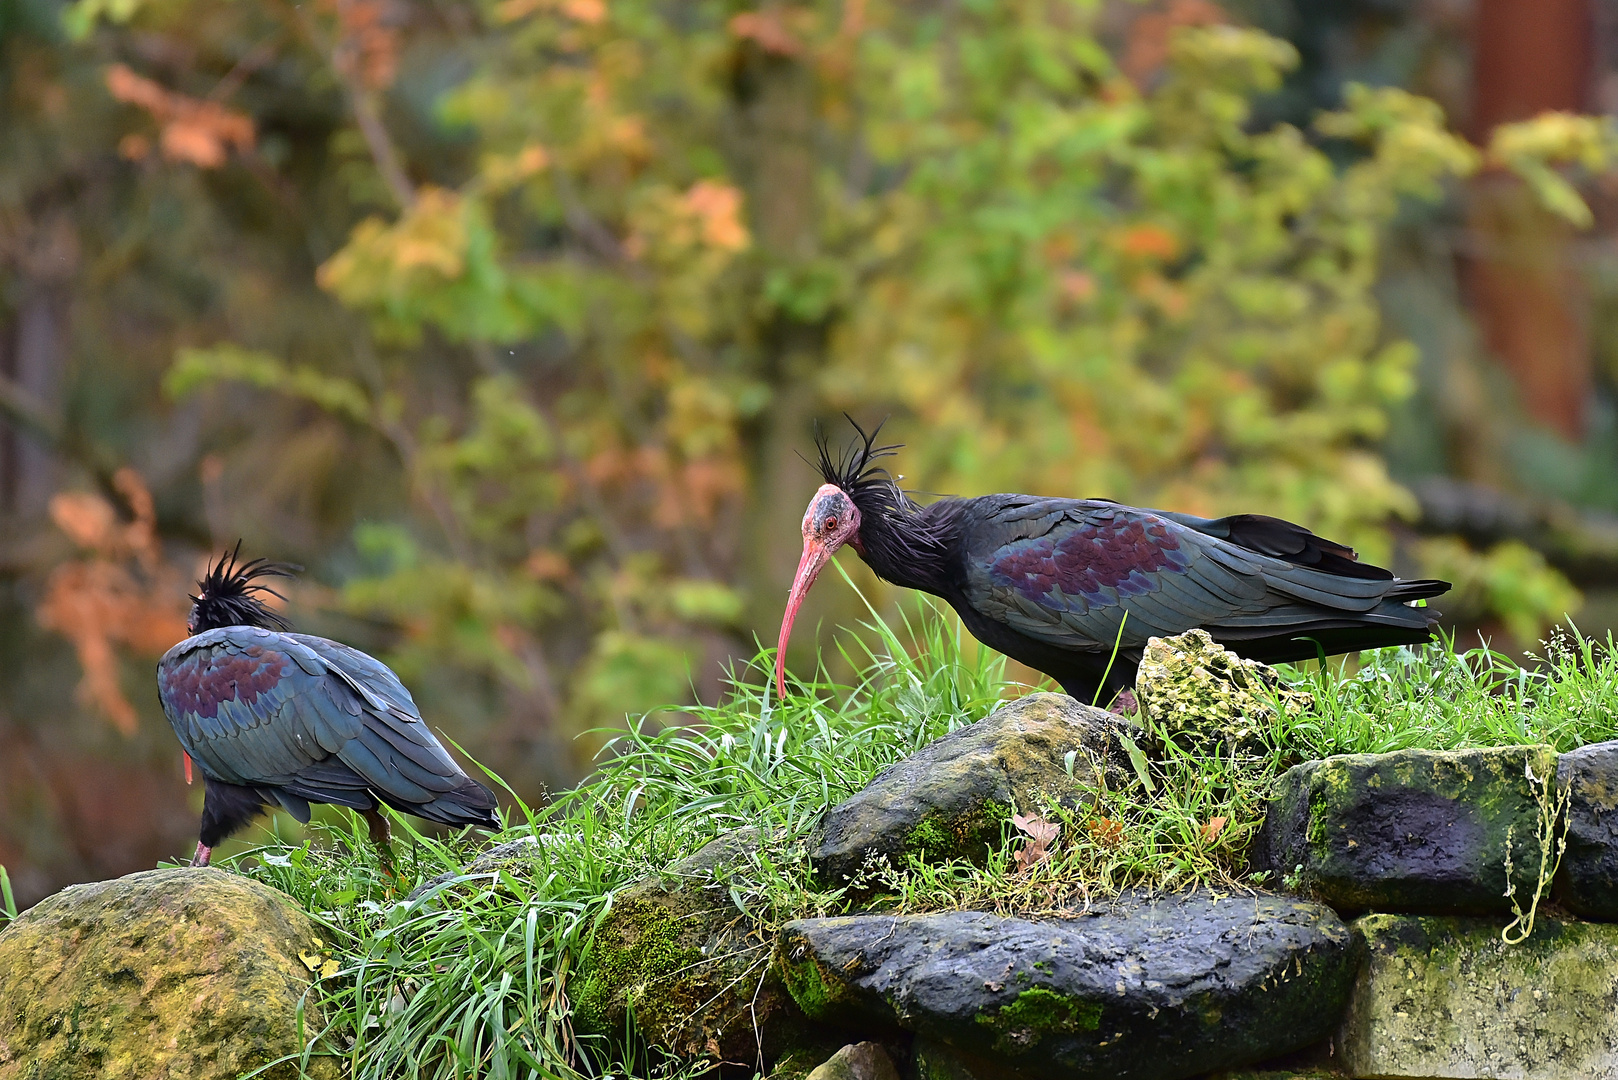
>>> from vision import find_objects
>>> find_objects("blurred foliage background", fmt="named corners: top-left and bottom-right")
top-left (3, 0), bottom-right (1618, 907)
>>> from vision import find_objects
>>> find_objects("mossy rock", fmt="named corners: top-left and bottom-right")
top-left (777, 891), bottom-right (1358, 1080)
top-left (1252, 744), bottom-right (1559, 915)
top-left (0, 867), bottom-right (338, 1080)
top-left (1339, 913), bottom-right (1618, 1078)
top-left (1555, 739), bottom-right (1618, 920)
top-left (811, 693), bottom-right (1131, 891)
top-left (1134, 629), bottom-right (1311, 750)
top-left (571, 829), bottom-right (822, 1071)
top-left (803, 1041), bottom-right (900, 1080)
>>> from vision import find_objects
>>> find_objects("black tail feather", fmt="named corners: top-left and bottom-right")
top-left (1387, 577), bottom-right (1451, 602)
top-left (385, 774), bottom-right (500, 830)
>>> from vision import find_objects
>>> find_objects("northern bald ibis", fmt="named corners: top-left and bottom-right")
top-left (776, 421), bottom-right (1449, 705)
top-left (158, 549), bottom-right (498, 866)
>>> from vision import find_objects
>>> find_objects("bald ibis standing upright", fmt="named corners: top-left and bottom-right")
top-left (776, 421), bottom-right (1450, 705)
top-left (158, 549), bottom-right (498, 866)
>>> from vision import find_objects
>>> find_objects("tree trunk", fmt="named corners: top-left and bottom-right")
top-left (1466, 0), bottom-right (1594, 442)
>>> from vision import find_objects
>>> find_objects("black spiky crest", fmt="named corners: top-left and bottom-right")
top-left (811, 416), bottom-right (958, 590)
top-left (189, 542), bottom-right (300, 634)
top-left (815, 415), bottom-right (903, 501)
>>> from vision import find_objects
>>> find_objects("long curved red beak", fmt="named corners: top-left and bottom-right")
top-left (776, 538), bottom-right (833, 701)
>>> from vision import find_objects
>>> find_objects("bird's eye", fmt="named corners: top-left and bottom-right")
top-left (824, 516), bottom-right (838, 530)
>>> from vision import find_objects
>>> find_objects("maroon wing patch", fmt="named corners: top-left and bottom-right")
top-left (989, 510), bottom-right (1191, 608)
top-left (160, 644), bottom-right (289, 720)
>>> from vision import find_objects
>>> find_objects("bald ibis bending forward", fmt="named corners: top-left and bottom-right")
top-left (158, 551), bottom-right (498, 866)
top-left (776, 422), bottom-right (1450, 706)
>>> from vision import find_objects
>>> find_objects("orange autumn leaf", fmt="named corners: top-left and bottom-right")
top-left (1087, 816), bottom-right (1124, 847)
top-left (1200, 816), bottom-right (1229, 841)
top-left (1114, 224), bottom-right (1181, 260)
top-left (1012, 812), bottom-right (1060, 845)
top-left (1122, 0), bottom-right (1227, 86)
top-left (495, 0), bottom-right (605, 23)
top-left (37, 470), bottom-right (190, 735)
top-left (682, 180), bottom-right (750, 252)
top-left (49, 491), bottom-right (118, 551)
top-left (523, 548), bottom-right (571, 581)
top-left (105, 64), bottom-right (254, 169)
top-left (561, 0), bottom-right (606, 24)
top-left (324, 0), bottom-right (401, 90)
top-left (1059, 270), bottom-right (1097, 303)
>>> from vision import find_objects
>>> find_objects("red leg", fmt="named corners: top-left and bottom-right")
top-left (190, 842), bottom-right (212, 867)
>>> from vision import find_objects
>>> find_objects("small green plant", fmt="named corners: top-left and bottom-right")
top-left (1501, 761), bottom-right (1572, 946)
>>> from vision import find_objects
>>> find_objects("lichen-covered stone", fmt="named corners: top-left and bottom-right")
top-left (0, 867), bottom-right (338, 1080)
top-left (804, 1041), bottom-right (900, 1080)
top-left (1338, 913), bottom-right (1618, 1079)
top-left (777, 891), bottom-right (1358, 1080)
top-left (811, 694), bottom-right (1131, 889)
top-left (1134, 630), bottom-right (1311, 749)
top-left (1555, 740), bottom-right (1618, 920)
top-left (1252, 745), bottom-right (1559, 915)
top-left (571, 828), bottom-right (820, 1070)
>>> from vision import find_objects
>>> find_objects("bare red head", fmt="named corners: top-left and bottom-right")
top-left (775, 483), bottom-right (862, 700)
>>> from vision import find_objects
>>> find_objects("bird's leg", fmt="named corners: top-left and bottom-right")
top-left (361, 807), bottom-right (397, 878)
top-left (190, 842), bottom-right (213, 867)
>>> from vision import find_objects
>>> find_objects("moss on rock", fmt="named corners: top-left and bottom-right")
top-left (570, 894), bottom-right (703, 1035)
top-left (1135, 629), bottom-right (1311, 749)
top-left (975, 986), bottom-right (1101, 1055)
top-left (779, 893), bottom-right (1356, 1080)
top-left (1339, 913), bottom-right (1618, 1078)
top-left (0, 867), bottom-right (338, 1080)
top-left (1253, 745), bottom-right (1559, 914)
top-left (572, 829), bottom-right (818, 1069)
top-left (812, 694), bottom-right (1132, 890)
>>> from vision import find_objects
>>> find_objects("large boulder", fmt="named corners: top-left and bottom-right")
top-left (1555, 740), bottom-right (1618, 920)
top-left (1252, 745), bottom-right (1559, 915)
top-left (1338, 913), bottom-right (1618, 1079)
top-left (571, 828), bottom-right (822, 1072)
top-left (775, 891), bottom-right (1358, 1080)
top-left (811, 694), bottom-right (1131, 890)
top-left (0, 867), bottom-right (338, 1080)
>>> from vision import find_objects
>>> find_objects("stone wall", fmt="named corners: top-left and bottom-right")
top-left (6, 686), bottom-right (1618, 1080)
top-left (580, 694), bottom-right (1618, 1080)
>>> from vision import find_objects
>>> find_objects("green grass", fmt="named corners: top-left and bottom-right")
top-left (140, 613), bottom-right (1618, 1079)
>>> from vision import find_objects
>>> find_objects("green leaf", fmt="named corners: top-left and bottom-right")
top-left (166, 345), bottom-right (373, 425)
top-left (1118, 732), bottom-right (1157, 794)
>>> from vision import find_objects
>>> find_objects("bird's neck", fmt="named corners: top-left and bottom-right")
top-left (854, 492), bottom-right (961, 595)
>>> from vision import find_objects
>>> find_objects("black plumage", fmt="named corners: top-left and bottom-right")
top-left (777, 420), bottom-right (1450, 705)
top-left (158, 548), bottom-right (498, 866)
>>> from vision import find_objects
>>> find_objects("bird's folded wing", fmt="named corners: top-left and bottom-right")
top-left (158, 628), bottom-right (360, 787)
top-left (962, 500), bottom-right (1398, 653)
top-left (288, 633), bottom-right (467, 802)
top-left (157, 627), bottom-right (468, 805)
